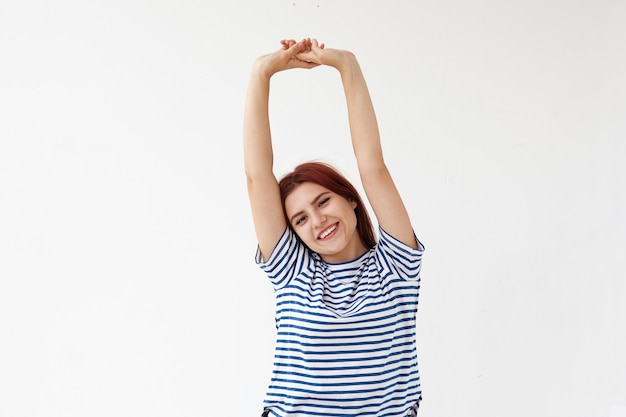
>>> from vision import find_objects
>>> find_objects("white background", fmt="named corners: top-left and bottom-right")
top-left (1, 1), bottom-right (625, 416)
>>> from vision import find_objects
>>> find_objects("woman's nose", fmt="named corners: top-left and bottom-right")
top-left (314, 213), bottom-right (326, 226)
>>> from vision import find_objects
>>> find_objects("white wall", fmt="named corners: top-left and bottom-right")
top-left (1, 1), bottom-right (625, 416)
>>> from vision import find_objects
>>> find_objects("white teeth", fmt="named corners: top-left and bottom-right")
top-left (320, 224), bottom-right (337, 239)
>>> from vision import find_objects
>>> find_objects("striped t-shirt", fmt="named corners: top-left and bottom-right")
top-left (256, 226), bottom-right (425, 417)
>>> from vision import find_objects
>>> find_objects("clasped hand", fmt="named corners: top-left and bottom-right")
top-left (255, 38), bottom-right (350, 77)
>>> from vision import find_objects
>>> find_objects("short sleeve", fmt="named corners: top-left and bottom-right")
top-left (255, 227), bottom-right (314, 290)
top-left (377, 227), bottom-right (425, 281)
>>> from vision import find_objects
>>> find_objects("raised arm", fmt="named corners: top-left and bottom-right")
top-left (297, 40), bottom-right (419, 249)
top-left (243, 39), bottom-right (319, 260)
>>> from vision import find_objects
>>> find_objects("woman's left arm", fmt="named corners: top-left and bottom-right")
top-left (299, 40), bottom-right (419, 249)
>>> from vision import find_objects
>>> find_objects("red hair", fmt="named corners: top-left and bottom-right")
top-left (279, 161), bottom-right (377, 249)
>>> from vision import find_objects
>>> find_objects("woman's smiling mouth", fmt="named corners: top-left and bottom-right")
top-left (318, 223), bottom-right (338, 239)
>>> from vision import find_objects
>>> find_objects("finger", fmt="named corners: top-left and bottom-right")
top-left (280, 39), bottom-right (296, 50)
top-left (311, 38), bottom-right (324, 51)
top-left (286, 40), bottom-right (307, 56)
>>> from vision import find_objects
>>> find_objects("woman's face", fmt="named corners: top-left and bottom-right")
top-left (284, 182), bottom-right (366, 263)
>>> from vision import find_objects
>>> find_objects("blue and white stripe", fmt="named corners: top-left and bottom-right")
top-left (256, 227), bottom-right (424, 417)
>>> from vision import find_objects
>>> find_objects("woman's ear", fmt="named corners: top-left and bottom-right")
top-left (349, 198), bottom-right (358, 209)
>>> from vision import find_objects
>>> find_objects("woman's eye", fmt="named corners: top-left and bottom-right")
top-left (318, 197), bottom-right (330, 207)
top-left (294, 215), bottom-right (307, 226)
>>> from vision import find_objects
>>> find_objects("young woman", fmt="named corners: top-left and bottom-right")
top-left (243, 38), bottom-right (425, 417)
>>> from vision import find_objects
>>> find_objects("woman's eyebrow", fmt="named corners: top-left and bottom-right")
top-left (310, 191), bottom-right (330, 205)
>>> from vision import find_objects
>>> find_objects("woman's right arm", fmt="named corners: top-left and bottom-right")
top-left (243, 39), bottom-right (318, 261)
